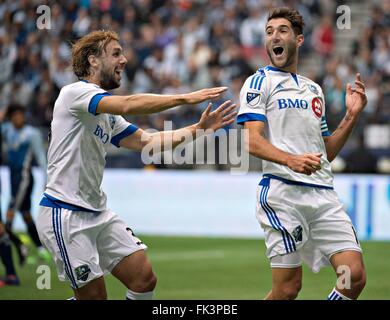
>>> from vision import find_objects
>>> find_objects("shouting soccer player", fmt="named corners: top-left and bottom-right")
top-left (237, 8), bottom-right (367, 300)
top-left (36, 30), bottom-right (236, 300)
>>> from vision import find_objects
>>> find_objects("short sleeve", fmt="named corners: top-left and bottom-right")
top-left (69, 82), bottom-right (112, 116)
top-left (237, 72), bottom-right (268, 125)
top-left (110, 116), bottom-right (139, 148)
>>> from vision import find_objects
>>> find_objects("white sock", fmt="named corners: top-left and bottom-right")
top-left (125, 289), bottom-right (154, 300)
top-left (327, 288), bottom-right (351, 300)
top-left (67, 297), bottom-right (76, 300)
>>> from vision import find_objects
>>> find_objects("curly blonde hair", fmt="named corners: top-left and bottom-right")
top-left (71, 30), bottom-right (119, 78)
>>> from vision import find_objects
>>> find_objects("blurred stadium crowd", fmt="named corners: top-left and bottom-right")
top-left (0, 0), bottom-right (389, 172)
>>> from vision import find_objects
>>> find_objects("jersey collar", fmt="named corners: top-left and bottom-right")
top-left (264, 65), bottom-right (299, 87)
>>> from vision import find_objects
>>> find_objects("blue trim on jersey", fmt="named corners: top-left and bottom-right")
top-left (253, 76), bottom-right (261, 89)
top-left (237, 113), bottom-right (267, 124)
top-left (257, 68), bottom-right (266, 76)
top-left (265, 65), bottom-right (299, 86)
top-left (259, 178), bottom-right (296, 253)
top-left (88, 92), bottom-right (112, 115)
top-left (291, 73), bottom-right (299, 86)
top-left (265, 66), bottom-right (287, 72)
top-left (111, 124), bottom-right (139, 148)
top-left (250, 75), bottom-right (265, 90)
top-left (52, 208), bottom-right (78, 289)
top-left (250, 75), bottom-right (256, 88)
top-left (40, 193), bottom-right (99, 212)
top-left (322, 131), bottom-right (331, 137)
top-left (257, 76), bottom-right (266, 90)
top-left (263, 174), bottom-right (334, 190)
top-left (79, 79), bottom-right (88, 83)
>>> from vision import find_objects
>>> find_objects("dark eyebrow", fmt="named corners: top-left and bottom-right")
top-left (266, 24), bottom-right (291, 31)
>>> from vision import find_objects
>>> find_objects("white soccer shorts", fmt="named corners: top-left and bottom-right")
top-left (37, 206), bottom-right (147, 289)
top-left (256, 176), bottom-right (362, 273)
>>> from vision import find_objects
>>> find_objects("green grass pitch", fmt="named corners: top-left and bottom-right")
top-left (0, 235), bottom-right (389, 300)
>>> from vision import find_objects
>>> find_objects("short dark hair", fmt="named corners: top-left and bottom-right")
top-left (267, 7), bottom-right (305, 35)
top-left (6, 104), bottom-right (25, 118)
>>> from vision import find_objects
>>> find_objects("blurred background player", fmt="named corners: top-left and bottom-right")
top-left (0, 119), bottom-right (20, 287)
top-left (2, 104), bottom-right (50, 264)
top-left (0, 193), bottom-right (20, 287)
top-left (237, 7), bottom-right (367, 300)
top-left (36, 30), bottom-right (235, 300)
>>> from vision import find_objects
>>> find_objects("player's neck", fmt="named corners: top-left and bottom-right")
top-left (270, 63), bottom-right (298, 74)
top-left (82, 75), bottom-right (102, 88)
top-left (13, 124), bottom-right (24, 130)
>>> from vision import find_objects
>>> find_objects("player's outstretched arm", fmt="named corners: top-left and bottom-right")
top-left (119, 100), bottom-right (236, 152)
top-left (323, 73), bottom-right (368, 162)
top-left (244, 121), bottom-right (322, 175)
top-left (96, 87), bottom-right (228, 115)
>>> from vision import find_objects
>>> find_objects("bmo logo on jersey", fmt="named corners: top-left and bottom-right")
top-left (93, 124), bottom-right (109, 144)
top-left (277, 98), bottom-right (308, 110)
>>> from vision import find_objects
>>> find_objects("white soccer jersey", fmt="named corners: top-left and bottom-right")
top-left (44, 80), bottom-right (138, 211)
top-left (237, 65), bottom-right (333, 188)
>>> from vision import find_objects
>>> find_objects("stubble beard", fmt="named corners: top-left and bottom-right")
top-left (99, 67), bottom-right (120, 90)
top-left (267, 41), bottom-right (297, 70)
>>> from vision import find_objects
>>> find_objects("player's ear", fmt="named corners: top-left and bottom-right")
top-left (88, 55), bottom-right (99, 68)
top-left (296, 34), bottom-right (304, 48)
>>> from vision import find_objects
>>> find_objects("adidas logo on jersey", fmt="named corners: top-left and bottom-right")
top-left (275, 83), bottom-right (284, 91)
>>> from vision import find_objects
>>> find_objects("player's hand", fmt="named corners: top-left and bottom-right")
top-left (286, 153), bottom-right (322, 175)
top-left (345, 73), bottom-right (367, 119)
top-left (196, 101), bottom-right (237, 131)
top-left (183, 87), bottom-right (228, 104)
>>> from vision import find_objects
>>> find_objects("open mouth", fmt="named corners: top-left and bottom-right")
top-left (273, 46), bottom-right (284, 57)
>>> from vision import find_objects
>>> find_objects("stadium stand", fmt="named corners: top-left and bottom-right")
top-left (0, 0), bottom-right (388, 172)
